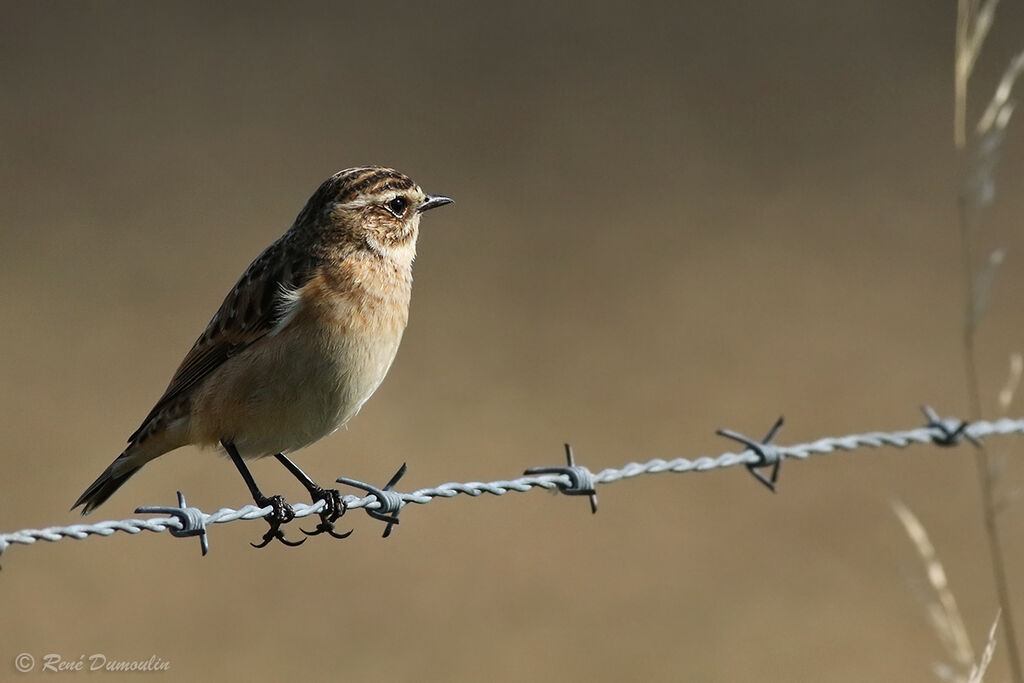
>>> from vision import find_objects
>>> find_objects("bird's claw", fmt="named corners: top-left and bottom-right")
top-left (299, 488), bottom-right (352, 539)
top-left (250, 495), bottom-right (306, 549)
top-left (300, 520), bottom-right (353, 539)
top-left (251, 527), bottom-right (306, 548)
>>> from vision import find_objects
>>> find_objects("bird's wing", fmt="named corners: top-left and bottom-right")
top-left (128, 235), bottom-right (318, 443)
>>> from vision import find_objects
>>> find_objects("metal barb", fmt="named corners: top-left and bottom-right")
top-left (921, 405), bottom-right (980, 447)
top-left (523, 443), bottom-right (599, 513)
top-left (337, 463), bottom-right (407, 537)
top-left (136, 491), bottom-right (210, 556)
top-left (716, 416), bottom-right (785, 492)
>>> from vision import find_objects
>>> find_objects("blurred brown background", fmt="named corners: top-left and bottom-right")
top-left (2, 1), bottom-right (1024, 680)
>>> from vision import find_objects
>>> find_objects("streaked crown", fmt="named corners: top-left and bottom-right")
top-left (292, 167), bottom-right (451, 256)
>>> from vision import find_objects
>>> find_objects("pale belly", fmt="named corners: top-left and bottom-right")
top-left (188, 323), bottom-right (403, 458)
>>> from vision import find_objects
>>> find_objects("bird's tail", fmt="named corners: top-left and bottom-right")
top-left (74, 418), bottom-right (189, 514)
top-left (73, 447), bottom-right (150, 515)
top-left (73, 423), bottom-right (189, 515)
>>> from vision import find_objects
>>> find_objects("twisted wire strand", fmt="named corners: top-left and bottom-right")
top-left (2, 414), bottom-right (1022, 557)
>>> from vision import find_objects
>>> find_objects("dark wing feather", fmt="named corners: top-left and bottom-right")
top-left (128, 235), bottom-right (317, 443)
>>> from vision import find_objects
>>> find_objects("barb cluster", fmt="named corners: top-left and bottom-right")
top-left (1, 407), bottom-right (1021, 559)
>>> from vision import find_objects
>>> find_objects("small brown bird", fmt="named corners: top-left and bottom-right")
top-left (73, 167), bottom-right (452, 546)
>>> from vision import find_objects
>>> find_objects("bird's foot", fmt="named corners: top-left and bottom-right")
top-left (251, 494), bottom-right (306, 548)
top-left (300, 486), bottom-right (352, 539)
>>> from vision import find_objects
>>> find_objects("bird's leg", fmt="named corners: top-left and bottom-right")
top-left (222, 440), bottom-right (305, 548)
top-left (274, 453), bottom-right (352, 539)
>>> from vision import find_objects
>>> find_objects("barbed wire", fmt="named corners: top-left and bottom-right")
top-left (1, 407), bottom-right (1021, 559)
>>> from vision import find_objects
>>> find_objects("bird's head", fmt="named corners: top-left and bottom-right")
top-left (298, 167), bottom-right (452, 263)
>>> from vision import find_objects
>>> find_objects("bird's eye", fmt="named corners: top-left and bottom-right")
top-left (385, 196), bottom-right (408, 218)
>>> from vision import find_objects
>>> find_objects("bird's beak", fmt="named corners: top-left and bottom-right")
top-left (418, 194), bottom-right (454, 213)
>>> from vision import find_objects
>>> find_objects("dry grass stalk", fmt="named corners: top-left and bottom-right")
top-left (955, 0), bottom-right (999, 148)
top-left (894, 501), bottom-right (975, 677)
top-left (997, 353), bottom-right (1022, 413)
top-left (967, 610), bottom-right (1001, 683)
